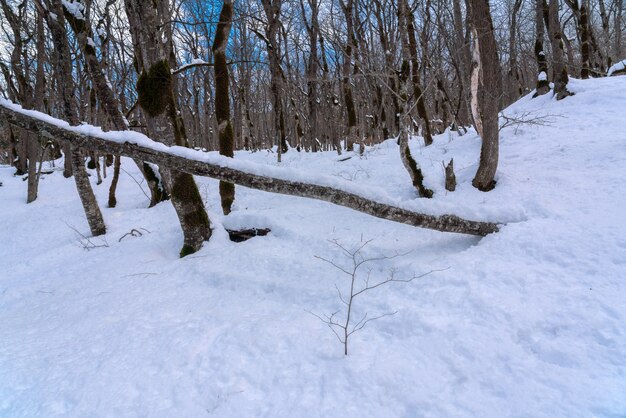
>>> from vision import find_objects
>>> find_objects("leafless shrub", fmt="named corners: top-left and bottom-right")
top-left (308, 239), bottom-right (446, 355)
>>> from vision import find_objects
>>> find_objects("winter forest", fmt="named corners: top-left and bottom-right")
top-left (1, 0), bottom-right (625, 415)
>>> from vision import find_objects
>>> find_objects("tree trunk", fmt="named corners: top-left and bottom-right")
top-left (41, 0), bottom-right (106, 235)
top-left (108, 155), bottom-right (121, 208)
top-left (615, 0), bottom-right (623, 63)
top-left (534, 0), bottom-right (550, 97)
top-left (580, 1), bottom-right (591, 79)
top-left (407, 6), bottom-right (433, 146)
top-left (507, 0), bottom-right (523, 103)
top-left (397, 0), bottom-right (433, 198)
top-left (340, 0), bottom-right (358, 152)
top-left (124, 0), bottom-right (211, 256)
top-left (0, 102), bottom-right (500, 237)
top-left (453, 0), bottom-right (472, 127)
top-left (468, 0), bottom-right (502, 191)
top-left (548, 0), bottom-right (571, 100)
top-left (262, 0), bottom-right (288, 160)
top-left (445, 159), bottom-right (457, 192)
top-left (213, 0), bottom-right (235, 215)
top-left (27, 9), bottom-right (47, 203)
top-left (302, 0), bottom-right (321, 151)
top-left (61, 0), bottom-right (167, 207)
top-left (0, 0), bottom-right (32, 178)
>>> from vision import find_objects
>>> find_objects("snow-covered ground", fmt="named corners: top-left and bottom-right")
top-left (1, 76), bottom-right (625, 417)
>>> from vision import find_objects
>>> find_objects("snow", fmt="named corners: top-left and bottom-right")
top-left (537, 71), bottom-right (547, 81)
top-left (61, 0), bottom-right (85, 20)
top-left (173, 58), bottom-right (210, 73)
top-left (607, 59), bottom-right (626, 77)
top-left (1, 76), bottom-right (626, 417)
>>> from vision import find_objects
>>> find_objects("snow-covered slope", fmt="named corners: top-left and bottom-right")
top-left (1, 77), bottom-right (625, 417)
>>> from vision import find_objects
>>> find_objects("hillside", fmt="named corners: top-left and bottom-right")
top-left (1, 76), bottom-right (625, 417)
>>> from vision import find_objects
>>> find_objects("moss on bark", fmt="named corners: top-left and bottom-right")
top-left (137, 60), bottom-right (172, 117)
top-left (406, 146), bottom-right (433, 198)
top-left (171, 172), bottom-right (209, 228)
top-left (179, 244), bottom-right (196, 258)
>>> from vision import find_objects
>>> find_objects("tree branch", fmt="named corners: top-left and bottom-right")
top-left (0, 101), bottom-right (500, 237)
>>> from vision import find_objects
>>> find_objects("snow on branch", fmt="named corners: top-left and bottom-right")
top-left (171, 58), bottom-right (213, 75)
top-left (61, 0), bottom-right (85, 20)
top-left (0, 99), bottom-right (500, 237)
top-left (607, 59), bottom-right (626, 77)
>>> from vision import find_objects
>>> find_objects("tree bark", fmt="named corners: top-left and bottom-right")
top-left (108, 155), bottom-right (121, 208)
top-left (407, 6), bottom-right (433, 145)
top-left (124, 0), bottom-right (211, 256)
top-left (0, 103), bottom-right (500, 237)
top-left (340, 0), bottom-right (358, 152)
top-left (212, 0), bottom-right (235, 215)
top-left (41, 0), bottom-right (106, 236)
top-left (397, 0), bottom-right (433, 198)
top-left (301, 0), bottom-right (321, 150)
top-left (507, 0), bottom-right (523, 103)
top-left (445, 159), bottom-right (456, 192)
top-left (0, 0), bottom-right (31, 177)
top-left (534, 0), bottom-right (550, 97)
top-left (27, 9), bottom-right (46, 203)
top-left (61, 0), bottom-right (167, 207)
top-left (261, 0), bottom-right (288, 160)
top-left (468, 0), bottom-right (502, 191)
top-left (452, 0), bottom-right (472, 126)
top-left (548, 0), bottom-right (571, 100)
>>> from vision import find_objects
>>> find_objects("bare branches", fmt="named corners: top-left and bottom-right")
top-left (119, 166), bottom-right (151, 202)
top-left (65, 221), bottom-right (109, 250)
top-left (309, 239), bottom-right (447, 355)
top-left (499, 111), bottom-right (563, 134)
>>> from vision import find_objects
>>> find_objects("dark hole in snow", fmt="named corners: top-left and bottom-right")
top-left (226, 228), bottom-right (271, 243)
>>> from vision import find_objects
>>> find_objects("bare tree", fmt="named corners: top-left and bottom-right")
top-left (40, 0), bottom-right (106, 236)
top-left (507, 0), bottom-right (523, 103)
top-left (534, 0), bottom-right (550, 97)
top-left (406, 2), bottom-right (434, 145)
top-left (60, 0), bottom-right (168, 208)
top-left (548, 0), bottom-right (571, 100)
top-left (124, 0), bottom-right (211, 256)
top-left (469, 0), bottom-right (502, 191)
top-left (301, 0), bottom-right (321, 151)
top-left (260, 0), bottom-right (288, 162)
top-left (309, 239), bottom-right (442, 355)
top-left (213, 0), bottom-right (235, 214)
top-left (0, 0), bottom-right (33, 179)
top-left (27, 7), bottom-right (46, 203)
top-left (397, 0), bottom-right (433, 198)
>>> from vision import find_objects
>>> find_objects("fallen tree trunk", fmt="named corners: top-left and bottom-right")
top-left (0, 102), bottom-right (500, 236)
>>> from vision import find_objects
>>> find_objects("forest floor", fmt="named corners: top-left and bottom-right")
top-left (1, 76), bottom-right (625, 417)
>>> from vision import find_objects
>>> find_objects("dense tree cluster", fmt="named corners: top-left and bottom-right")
top-left (0, 0), bottom-right (624, 254)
